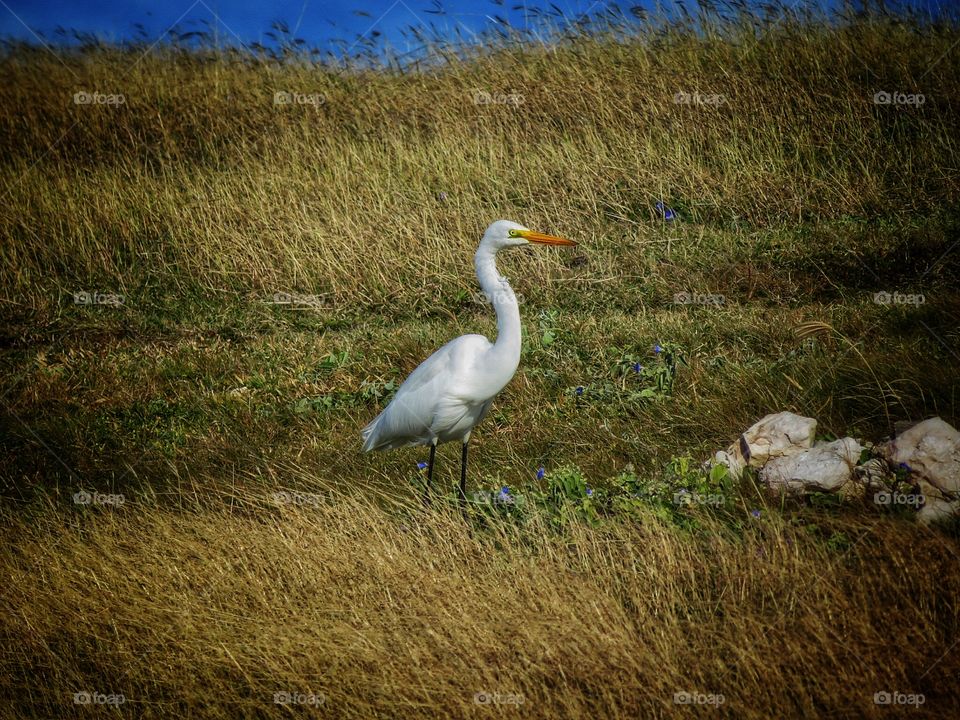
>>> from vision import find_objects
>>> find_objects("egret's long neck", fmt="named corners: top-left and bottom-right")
top-left (475, 243), bottom-right (521, 372)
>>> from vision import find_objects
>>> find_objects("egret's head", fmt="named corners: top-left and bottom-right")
top-left (481, 219), bottom-right (577, 251)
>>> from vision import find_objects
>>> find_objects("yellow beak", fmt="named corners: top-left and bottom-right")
top-left (519, 229), bottom-right (577, 246)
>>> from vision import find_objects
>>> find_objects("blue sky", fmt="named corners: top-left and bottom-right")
top-left (0, 1), bottom-right (951, 54)
top-left (0, 0), bottom-right (629, 50)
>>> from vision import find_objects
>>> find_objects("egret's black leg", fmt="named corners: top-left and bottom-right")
top-left (459, 440), bottom-right (469, 506)
top-left (424, 443), bottom-right (437, 507)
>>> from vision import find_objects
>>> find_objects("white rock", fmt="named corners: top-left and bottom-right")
top-left (713, 450), bottom-right (745, 479)
top-left (760, 438), bottom-right (862, 494)
top-left (918, 497), bottom-right (960, 526)
top-left (882, 417), bottom-right (960, 495)
top-left (722, 412), bottom-right (817, 478)
top-left (853, 457), bottom-right (893, 491)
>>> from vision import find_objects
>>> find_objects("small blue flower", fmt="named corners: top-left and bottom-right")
top-left (586, 486), bottom-right (593, 497)
top-left (654, 344), bottom-right (663, 354)
top-left (536, 467), bottom-right (545, 480)
top-left (417, 461), bottom-right (428, 471)
top-left (632, 362), bottom-right (643, 372)
top-left (898, 462), bottom-right (911, 472)
top-left (575, 386), bottom-right (584, 396)
top-left (497, 486), bottom-right (513, 503)
top-left (751, 509), bottom-right (761, 518)
top-left (655, 201), bottom-right (676, 221)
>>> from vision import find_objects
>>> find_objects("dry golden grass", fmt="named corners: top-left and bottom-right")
top-left (3, 490), bottom-right (959, 718)
top-left (1, 6), bottom-right (958, 312)
top-left (2, 3), bottom-right (960, 717)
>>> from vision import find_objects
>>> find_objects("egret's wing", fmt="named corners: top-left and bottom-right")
top-left (363, 353), bottom-right (453, 449)
top-left (361, 335), bottom-right (490, 451)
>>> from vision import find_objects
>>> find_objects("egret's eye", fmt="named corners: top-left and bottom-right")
top-left (508, 230), bottom-right (520, 238)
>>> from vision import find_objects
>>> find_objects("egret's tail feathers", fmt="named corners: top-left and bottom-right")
top-left (361, 415), bottom-right (381, 452)
top-left (361, 411), bottom-right (424, 452)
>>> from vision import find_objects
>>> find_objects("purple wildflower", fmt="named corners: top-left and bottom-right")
top-left (655, 201), bottom-right (676, 221)
top-left (537, 467), bottom-right (545, 480)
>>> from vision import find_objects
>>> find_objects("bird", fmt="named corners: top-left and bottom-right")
top-left (361, 219), bottom-right (577, 505)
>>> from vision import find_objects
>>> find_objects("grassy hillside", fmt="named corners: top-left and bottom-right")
top-left (1, 2), bottom-right (959, 717)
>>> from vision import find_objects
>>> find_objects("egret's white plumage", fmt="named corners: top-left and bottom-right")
top-left (361, 219), bottom-right (576, 499)
top-left (361, 333), bottom-right (497, 451)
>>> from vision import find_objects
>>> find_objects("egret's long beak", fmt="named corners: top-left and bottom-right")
top-left (519, 229), bottom-right (577, 246)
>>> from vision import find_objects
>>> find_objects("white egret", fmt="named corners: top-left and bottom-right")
top-left (361, 220), bottom-right (577, 504)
